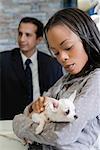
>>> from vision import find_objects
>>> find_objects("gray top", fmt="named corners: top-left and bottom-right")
top-left (13, 68), bottom-right (100, 150)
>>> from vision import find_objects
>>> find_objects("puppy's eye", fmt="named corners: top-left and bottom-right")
top-left (64, 109), bottom-right (70, 115)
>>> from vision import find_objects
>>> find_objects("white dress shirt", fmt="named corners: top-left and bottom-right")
top-left (20, 50), bottom-right (40, 100)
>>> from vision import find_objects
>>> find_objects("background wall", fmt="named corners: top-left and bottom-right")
top-left (0, 0), bottom-right (62, 53)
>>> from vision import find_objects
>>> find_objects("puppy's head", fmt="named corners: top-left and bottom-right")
top-left (48, 90), bottom-right (78, 122)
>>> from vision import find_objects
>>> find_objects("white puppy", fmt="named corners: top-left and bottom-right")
top-left (29, 91), bottom-right (77, 134)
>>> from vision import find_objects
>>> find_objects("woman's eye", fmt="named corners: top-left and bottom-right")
top-left (54, 52), bottom-right (59, 56)
top-left (65, 46), bottom-right (72, 51)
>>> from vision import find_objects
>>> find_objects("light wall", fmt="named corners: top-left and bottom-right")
top-left (0, 0), bottom-right (62, 53)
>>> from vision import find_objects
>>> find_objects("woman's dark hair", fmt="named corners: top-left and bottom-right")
top-left (18, 17), bottom-right (44, 38)
top-left (44, 8), bottom-right (100, 67)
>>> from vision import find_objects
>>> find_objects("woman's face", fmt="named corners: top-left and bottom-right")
top-left (46, 25), bottom-right (88, 74)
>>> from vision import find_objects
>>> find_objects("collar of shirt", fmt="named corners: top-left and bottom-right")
top-left (20, 50), bottom-right (37, 68)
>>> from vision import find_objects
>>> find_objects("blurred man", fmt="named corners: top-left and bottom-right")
top-left (0, 17), bottom-right (63, 120)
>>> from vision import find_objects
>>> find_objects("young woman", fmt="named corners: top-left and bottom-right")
top-left (13, 8), bottom-right (100, 150)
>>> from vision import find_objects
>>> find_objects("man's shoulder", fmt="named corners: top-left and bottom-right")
top-left (38, 51), bottom-right (58, 63)
top-left (0, 48), bottom-right (20, 64)
top-left (38, 51), bottom-right (62, 69)
top-left (38, 51), bottom-right (51, 59)
top-left (0, 48), bottom-right (19, 56)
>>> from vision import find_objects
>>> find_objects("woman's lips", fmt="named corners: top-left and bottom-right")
top-left (64, 63), bottom-right (75, 72)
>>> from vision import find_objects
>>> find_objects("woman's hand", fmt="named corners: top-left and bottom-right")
top-left (31, 96), bottom-right (46, 113)
top-left (31, 96), bottom-right (59, 113)
top-left (24, 96), bottom-right (59, 117)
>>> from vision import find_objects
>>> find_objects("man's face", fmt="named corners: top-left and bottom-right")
top-left (18, 23), bottom-right (41, 56)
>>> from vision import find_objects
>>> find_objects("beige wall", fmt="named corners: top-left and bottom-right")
top-left (0, 0), bottom-right (62, 53)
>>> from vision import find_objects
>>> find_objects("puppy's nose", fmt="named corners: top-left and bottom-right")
top-left (74, 115), bottom-right (78, 119)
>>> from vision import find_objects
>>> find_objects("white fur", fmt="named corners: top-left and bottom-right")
top-left (32, 91), bottom-right (77, 134)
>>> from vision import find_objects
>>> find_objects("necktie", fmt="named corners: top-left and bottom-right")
top-left (25, 59), bottom-right (33, 102)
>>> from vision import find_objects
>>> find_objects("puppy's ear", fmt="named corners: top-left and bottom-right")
top-left (69, 90), bottom-right (77, 102)
top-left (50, 101), bottom-right (59, 112)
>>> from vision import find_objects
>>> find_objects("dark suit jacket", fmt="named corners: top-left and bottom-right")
top-left (0, 48), bottom-right (63, 119)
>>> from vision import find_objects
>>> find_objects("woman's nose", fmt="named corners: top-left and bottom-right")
top-left (60, 52), bottom-right (69, 63)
